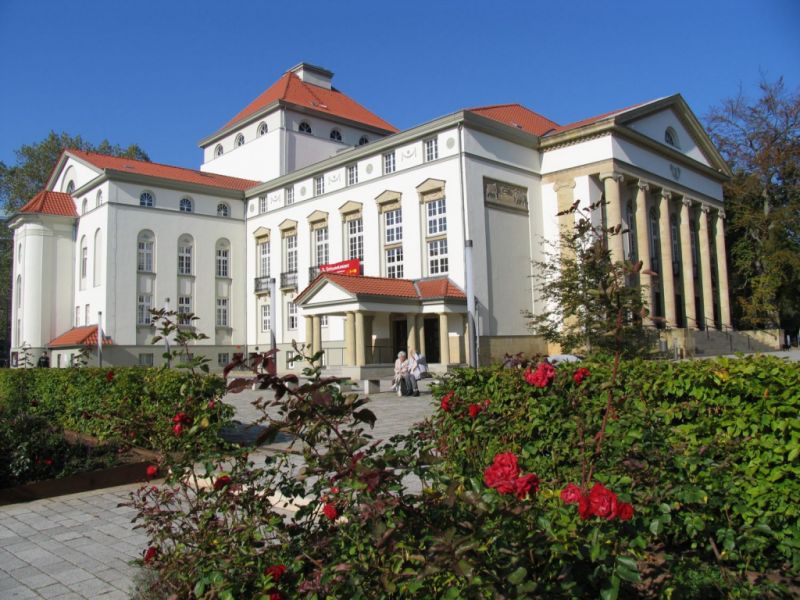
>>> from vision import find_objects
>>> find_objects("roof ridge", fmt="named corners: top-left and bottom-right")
top-left (465, 102), bottom-right (521, 111)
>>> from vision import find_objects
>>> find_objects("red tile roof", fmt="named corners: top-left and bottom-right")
top-left (545, 99), bottom-right (658, 135)
top-left (466, 104), bottom-right (560, 136)
top-left (68, 149), bottom-right (260, 191)
top-left (297, 274), bottom-right (466, 304)
top-left (49, 325), bottom-right (114, 348)
top-left (19, 191), bottom-right (77, 217)
top-left (218, 71), bottom-right (398, 135)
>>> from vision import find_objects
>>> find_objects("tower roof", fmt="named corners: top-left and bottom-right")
top-left (465, 103), bottom-right (560, 136)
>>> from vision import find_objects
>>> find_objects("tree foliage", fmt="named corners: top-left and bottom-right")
top-left (526, 201), bottom-right (658, 358)
top-left (705, 77), bottom-right (800, 330)
top-left (0, 131), bottom-right (149, 213)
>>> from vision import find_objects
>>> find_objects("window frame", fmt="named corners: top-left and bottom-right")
top-left (179, 197), bottom-right (193, 213)
top-left (235, 133), bottom-right (245, 147)
top-left (216, 297), bottom-right (229, 327)
top-left (217, 202), bottom-right (230, 217)
top-left (139, 191), bottom-right (154, 208)
top-left (257, 122), bottom-right (268, 136)
top-left (383, 151), bottom-right (396, 175)
top-left (426, 197), bottom-right (447, 235)
top-left (285, 187), bottom-right (295, 205)
top-left (137, 294), bottom-right (153, 325)
top-left (424, 138), bottom-right (438, 162)
top-left (346, 164), bottom-right (358, 186)
top-left (427, 238), bottom-right (448, 275)
top-left (386, 246), bottom-right (404, 278)
top-left (214, 144), bottom-right (223, 157)
top-left (346, 218), bottom-right (364, 261)
top-left (287, 301), bottom-right (298, 330)
top-left (314, 175), bottom-right (325, 196)
top-left (258, 240), bottom-right (270, 278)
top-left (330, 129), bottom-right (342, 142)
top-left (261, 303), bottom-right (271, 332)
top-left (314, 226), bottom-right (329, 266)
top-left (299, 121), bottom-right (312, 134)
top-left (178, 238), bottom-right (193, 275)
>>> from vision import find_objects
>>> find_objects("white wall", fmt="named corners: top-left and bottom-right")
top-left (627, 108), bottom-right (711, 167)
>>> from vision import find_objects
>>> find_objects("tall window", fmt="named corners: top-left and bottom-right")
top-left (386, 247), bottom-right (403, 278)
top-left (137, 231), bottom-right (154, 272)
top-left (286, 187), bottom-right (294, 205)
top-left (261, 304), bottom-right (271, 332)
top-left (178, 296), bottom-right (192, 323)
top-left (84, 304), bottom-right (90, 325)
top-left (66, 180), bottom-right (76, 194)
top-left (330, 129), bottom-right (342, 142)
top-left (347, 219), bottom-right (364, 261)
top-left (690, 219), bottom-right (698, 272)
top-left (259, 196), bottom-right (267, 214)
top-left (140, 191), bottom-right (154, 207)
top-left (258, 240), bottom-right (270, 277)
top-left (287, 302), bottom-right (298, 330)
top-left (217, 203), bottom-right (230, 217)
top-left (179, 197), bottom-right (193, 212)
top-left (299, 121), bottom-right (312, 134)
top-left (671, 219), bottom-right (679, 271)
top-left (286, 235), bottom-right (298, 272)
top-left (216, 298), bottom-right (229, 326)
top-left (427, 198), bottom-right (447, 235)
top-left (428, 239), bottom-right (448, 275)
top-left (346, 165), bottom-right (358, 186)
top-left (314, 175), bottom-right (325, 196)
top-left (82, 199), bottom-right (88, 215)
top-left (385, 209), bottom-right (402, 244)
top-left (424, 138), bottom-right (438, 162)
top-left (649, 210), bottom-right (660, 271)
top-left (96, 190), bottom-right (102, 207)
top-left (137, 294), bottom-right (152, 325)
top-left (80, 236), bottom-right (88, 282)
top-left (178, 236), bottom-right (193, 275)
top-left (314, 227), bottom-right (329, 266)
top-left (624, 201), bottom-right (636, 261)
top-left (383, 151), bottom-right (396, 175)
top-left (216, 239), bottom-right (230, 278)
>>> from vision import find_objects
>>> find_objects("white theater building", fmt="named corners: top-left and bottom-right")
top-left (9, 63), bottom-right (732, 376)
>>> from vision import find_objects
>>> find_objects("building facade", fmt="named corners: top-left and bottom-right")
top-left (9, 63), bottom-right (732, 374)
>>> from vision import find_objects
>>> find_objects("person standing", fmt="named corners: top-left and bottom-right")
top-left (37, 351), bottom-right (50, 368)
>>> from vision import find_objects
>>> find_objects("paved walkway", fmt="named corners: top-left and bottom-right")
top-left (0, 380), bottom-right (437, 599)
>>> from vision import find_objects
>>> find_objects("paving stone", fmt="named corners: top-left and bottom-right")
top-left (1, 585), bottom-right (41, 599)
top-left (51, 566), bottom-right (94, 586)
top-left (15, 546), bottom-right (62, 567)
top-left (35, 582), bottom-right (72, 597)
top-left (66, 576), bottom-right (117, 597)
top-left (20, 571), bottom-right (58, 589)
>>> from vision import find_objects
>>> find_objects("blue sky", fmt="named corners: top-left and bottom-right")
top-left (1, 0), bottom-right (798, 172)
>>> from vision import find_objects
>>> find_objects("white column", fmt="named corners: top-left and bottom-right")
top-left (715, 211), bottom-right (732, 330)
top-left (311, 315), bottom-right (322, 355)
top-left (601, 172), bottom-right (625, 263)
top-left (406, 314), bottom-right (417, 353)
top-left (658, 191), bottom-right (677, 327)
top-left (679, 198), bottom-right (698, 329)
top-left (355, 312), bottom-right (366, 366)
top-left (438, 313), bottom-right (450, 366)
top-left (344, 312), bottom-right (355, 366)
top-left (304, 316), bottom-right (313, 349)
top-left (634, 182), bottom-right (654, 321)
top-left (698, 206), bottom-right (715, 329)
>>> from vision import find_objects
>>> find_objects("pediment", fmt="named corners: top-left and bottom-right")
top-left (296, 279), bottom-right (356, 307)
top-left (307, 209), bottom-right (328, 223)
top-left (339, 200), bottom-right (363, 215)
top-left (625, 107), bottom-right (712, 167)
top-left (278, 218), bottom-right (298, 231)
top-left (415, 178), bottom-right (446, 195)
top-left (253, 226), bottom-right (270, 239)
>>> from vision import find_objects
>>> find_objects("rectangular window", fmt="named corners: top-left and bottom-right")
top-left (261, 303), bottom-right (271, 332)
top-left (287, 302), bottom-right (298, 330)
top-left (258, 241), bottom-right (270, 277)
top-left (314, 175), bottom-right (325, 196)
top-left (285, 187), bottom-right (294, 205)
top-left (346, 165), bottom-right (358, 186)
top-left (386, 247), bottom-right (404, 278)
top-left (314, 227), bottom-right (329, 266)
top-left (138, 353), bottom-right (154, 367)
top-left (690, 219), bottom-right (698, 270)
top-left (286, 234), bottom-right (297, 272)
top-left (216, 248), bottom-right (229, 278)
top-left (383, 151), bottom-right (395, 175)
top-left (347, 219), bottom-right (364, 261)
top-left (427, 198), bottom-right (447, 235)
top-left (217, 353), bottom-right (230, 367)
top-left (137, 240), bottom-right (153, 272)
top-left (321, 315), bottom-right (328, 327)
top-left (80, 246), bottom-right (88, 279)
top-left (216, 297), bottom-right (229, 327)
top-left (428, 239), bottom-right (448, 275)
top-left (137, 294), bottom-right (152, 325)
top-left (178, 296), bottom-right (192, 323)
top-left (84, 304), bottom-right (90, 325)
top-left (424, 138), bottom-right (438, 162)
top-left (259, 196), bottom-right (267, 214)
top-left (178, 244), bottom-right (192, 275)
top-left (385, 209), bottom-right (403, 244)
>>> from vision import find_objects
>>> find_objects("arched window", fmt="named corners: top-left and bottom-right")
top-left (178, 234), bottom-right (193, 275)
top-left (358, 135), bottom-right (369, 146)
top-left (214, 144), bottom-right (223, 157)
top-left (299, 121), bottom-right (312, 134)
top-left (137, 230), bottom-right (155, 272)
top-left (79, 236), bottom-right (88, 283)
top-left (217, 203), bottom-right (230, 217)
top-left (93, 228), bottom-right (102, 286)
top-left (257, 122), bottom-right (268, 136)
top-left (82, 199), bottom-right (88, 215)
top-left (330, 129), bottom-right (342, 142)
top-left (140, 191), bottom-right (154, 208)
top-left (215, 238), bottom-right (231, 278)
top-left (66, 180), bottom-right (76, 194)
top-left (96, 189), bottom-right (103, 207)
top-left (235, 133), bottom-right (245, 147)
top-left (665, 127), bottom-right (680, 148)
top-left (179, 197), bottom-right (193, 212)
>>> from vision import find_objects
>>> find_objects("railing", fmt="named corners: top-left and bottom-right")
top-left (280, 271), bottom-right (297, 290)
top-left (254, 276), bottom-right (272, 293)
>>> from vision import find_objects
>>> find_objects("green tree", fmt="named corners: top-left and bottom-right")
top-left (526, 201), bottom-right (657, 357)
top-left (705, 77), bottom-right (800, 331)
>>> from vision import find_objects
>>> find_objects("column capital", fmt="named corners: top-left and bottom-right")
top-left (636, 180), bottom-right (650, 192)
top-left (660, 190), bottom-right (673, 201)
top-left (681, 197), bottom-right (694, 208)
top-left (599, 171), bottom-right (624, 183)
top-left (553, 179), bottom-right (576, 192)
top-left (717, 209), bottom-right (726, 220)
top-left (700, 204), bottom-right (712, 215)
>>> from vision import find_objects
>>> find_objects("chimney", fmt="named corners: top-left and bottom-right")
top-left (288, 63), bottom-right (334, 90)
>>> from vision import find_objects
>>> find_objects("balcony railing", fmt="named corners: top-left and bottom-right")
top-left (254, 276), bottom-right (272, 294)
top-left (280, 271), bottom-right (298, 290)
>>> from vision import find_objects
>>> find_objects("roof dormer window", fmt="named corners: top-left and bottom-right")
top-left (358, 135), bottom-right (369, 146)
top-left (665, 127), bottom-right (680, 148)
top-left (299, 121), bottom-right (312, 134)
top-left (66, 180), bottom-right (76, 194)
top-left (330, 129), bottom-right (342, 142)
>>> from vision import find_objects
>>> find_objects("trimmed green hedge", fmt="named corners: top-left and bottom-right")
top-left (433, 355), bottom-right (800, 576)
top-left (0, 368), bottom-right (231, 452)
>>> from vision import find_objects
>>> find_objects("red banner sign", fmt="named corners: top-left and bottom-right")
top-left (320, 259), bottom-right (361, 275)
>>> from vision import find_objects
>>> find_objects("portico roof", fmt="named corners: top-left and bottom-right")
top-left (49, 325), bottom-right (113, 348)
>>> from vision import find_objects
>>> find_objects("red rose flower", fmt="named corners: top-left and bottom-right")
top-left (213, 475), bottom-right (232, 491)
top-left (524, 362), bottom-right (556, 388)
top-left (172, 412), bottom-right (191, 424)
top-left (172, 423), bottom-right (183, 436)
top-left (468, 403), bottom-right (482, 418)
top-left (483, 452), bottom-right (520, 495)
top-left (440, 391), bottom-right (454, 412)
top-left (208, 400), bottom-right (216, 410)
top-left (106, 371), bottom-right (114, 382)
top-left (588, 483), bottom-right (618, 520)
top-left (146, 465), bottom-right (158, 479)
top-left (514, 473), bottom-right (540, 499)
top-left (578, 494), bottom-right (593, 520)
top-left (572, 367), bottom-right (590, 385)
top-left (143, 546), bottom-right (157, 563)
top-left (322, 502), bottom-right (338, 521)
top-left (265, 564), bottom-right (287, 581)
top-left (560, 483), bottom-right (582, 504)
top-left (617, 502), bottom-right (634, 521)
top-left (270, 594), bottom-right (281, 600)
